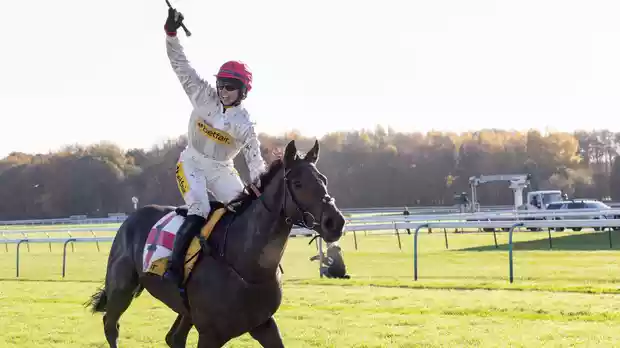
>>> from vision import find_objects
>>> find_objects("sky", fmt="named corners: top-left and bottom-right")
top-left (1, 0), bottom-right (620, 157)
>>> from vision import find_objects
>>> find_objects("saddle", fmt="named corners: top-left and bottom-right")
top-left (143, 201), bottom-right (231, 284)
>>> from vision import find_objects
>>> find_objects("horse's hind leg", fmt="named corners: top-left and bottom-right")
top-left (102, 259), bottom-right (140, 348)
top-left (165, 315), bottom-right (183, 347)
top-left (166, 314), bottom-right (193, 348)
top-left (197, 333), bottom-right (227, 348)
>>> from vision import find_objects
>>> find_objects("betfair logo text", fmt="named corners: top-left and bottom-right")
top-left (196, 121), bottom-right (233, 145)
top-left (175, 163), bottom-right (189, 195)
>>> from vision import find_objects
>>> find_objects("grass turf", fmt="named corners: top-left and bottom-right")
top-left (0, 228), bottom-right (619, 347)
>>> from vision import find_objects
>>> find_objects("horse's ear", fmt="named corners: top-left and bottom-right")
top-left (304, 140), bottom-right (320, 164)
top-left (283, 140), bottom-right (298, 167)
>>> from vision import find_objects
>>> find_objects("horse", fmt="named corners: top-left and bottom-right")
top-left (85, 139), bottom-right (346, 348)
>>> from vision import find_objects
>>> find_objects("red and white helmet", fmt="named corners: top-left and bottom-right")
top-left (216, 61), bottom-right (253, 92)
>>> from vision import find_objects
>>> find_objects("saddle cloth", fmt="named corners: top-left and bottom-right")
top-left (142, 207), bottom-right (227, 284)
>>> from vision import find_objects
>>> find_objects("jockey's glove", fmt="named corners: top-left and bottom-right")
top-left (164, 8), bottom-right (184, 36)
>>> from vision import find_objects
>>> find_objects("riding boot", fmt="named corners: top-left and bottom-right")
top-left (163, 214), bottom-right (206, 289)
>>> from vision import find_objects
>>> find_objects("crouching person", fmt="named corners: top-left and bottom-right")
top-left (310, 242), bottom-right (350, 279)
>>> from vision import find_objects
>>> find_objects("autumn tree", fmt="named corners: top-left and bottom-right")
top-left (0, 127), bottom-right (617, 219)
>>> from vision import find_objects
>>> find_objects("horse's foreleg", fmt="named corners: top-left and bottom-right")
top-left (249, 317), bottom-right (285, 348)
top-left (166, 314), bottom-right (193, 348)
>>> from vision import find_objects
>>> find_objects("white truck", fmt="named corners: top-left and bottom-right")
top-left (521, 190), bottom-right (564, 211)
top-left (518, 189), bottom-right (564, 231)
top-left (467, 174), bottom-right (564, 231)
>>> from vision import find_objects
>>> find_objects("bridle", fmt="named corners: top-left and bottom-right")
top-left (216, 159), bottom-right (333, 279)
top-left (251, 161), bottom-right (334, 231)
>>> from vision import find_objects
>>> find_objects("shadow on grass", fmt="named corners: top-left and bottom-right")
top-left (287, 278), bottom-right (620, 294)
top-left (456, 230), bottom-right (620, 252)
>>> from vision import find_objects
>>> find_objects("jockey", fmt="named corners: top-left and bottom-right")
top-left (162, 8), bottom-right (267, 289)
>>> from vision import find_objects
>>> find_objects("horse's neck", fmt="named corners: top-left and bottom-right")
top-left (226, 170), bottom-right (290, 282)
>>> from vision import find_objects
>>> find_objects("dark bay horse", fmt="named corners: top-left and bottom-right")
top-left (86, 140), bottom-right (346, 347)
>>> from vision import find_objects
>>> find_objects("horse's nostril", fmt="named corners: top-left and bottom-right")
top-left (324, 217), bottom-right (334, 230)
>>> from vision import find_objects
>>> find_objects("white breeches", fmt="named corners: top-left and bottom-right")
top-left (175, 147), bottom-right (245, 218)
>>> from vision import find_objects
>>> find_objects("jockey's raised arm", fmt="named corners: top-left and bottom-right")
top-left (166, 35), bottom-right (218, 109)
top-left (164, 8), bottom-right (218, 109)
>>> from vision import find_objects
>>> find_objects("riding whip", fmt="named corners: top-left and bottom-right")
top-left (165, 0), bottom-right (192, 37)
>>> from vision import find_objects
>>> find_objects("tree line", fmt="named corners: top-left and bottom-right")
top-left (2, 127), bottom-right (620, 220)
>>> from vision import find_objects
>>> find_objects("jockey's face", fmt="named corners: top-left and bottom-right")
top-left (218, 86), bottom-right (239, 106)
top-left (217, 78), bottom-right (243, 106)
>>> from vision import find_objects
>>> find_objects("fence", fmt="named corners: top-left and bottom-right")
top-left (0, 204), bottom-right (566, 226)
top-left (3, 208), bottom-right (620, 282)
top-left (3, 201), bottom-right (620, 226)
top-left (405, 219), bottom-right (620, 284)
top-left (9, 237), bottom-right (115, 278)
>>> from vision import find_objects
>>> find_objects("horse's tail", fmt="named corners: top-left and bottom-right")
top-left (84, 284), bottom-right (145, 314)
top-left (85, 286), bottom-right (108, 313)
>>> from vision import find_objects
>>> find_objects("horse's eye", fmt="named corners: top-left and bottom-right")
top-left (292, 180), bottom-right (302, 189)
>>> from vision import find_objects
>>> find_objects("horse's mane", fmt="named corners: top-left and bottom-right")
top-left (227, 158), bottom-right (284, 213)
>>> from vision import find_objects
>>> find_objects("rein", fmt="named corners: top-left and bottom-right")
top-left (213, 162), bottom-right (332, 282)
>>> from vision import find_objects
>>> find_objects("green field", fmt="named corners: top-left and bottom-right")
top-left (1, 227), bottom-right (620, 347)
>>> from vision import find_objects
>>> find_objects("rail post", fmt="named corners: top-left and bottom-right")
top-left (45, 231), bottom-right (52, 252)
top-left (67, 231), bottom-right (74, 252)
top-left (20, 231), bottom-right (30, 252)
top-left (62, 238), bottom-right (77, 278)
top-left (16, 239), bottom-right (27, 277)
top-left (413, 223), bottom-right (429, 281)
top-left (508, 222), bottom-right (524, 283)
top-left (547, 227), bottom-right (553, 249)
top-left (394, 223), bottom-right (402, 250)
top-left (90, 230), bottom-right (100, 252)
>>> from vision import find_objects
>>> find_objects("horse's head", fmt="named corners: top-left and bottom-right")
top-left (280, 139), bottom-right (345, 243)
